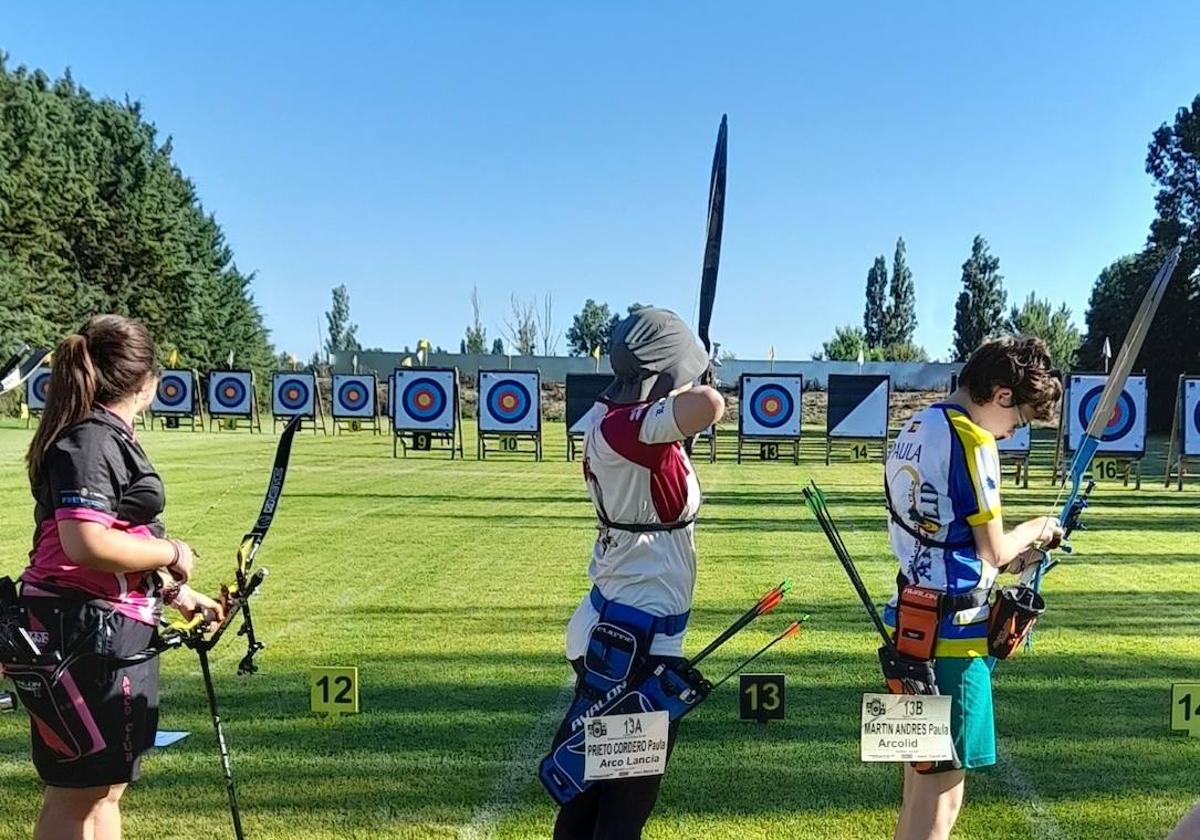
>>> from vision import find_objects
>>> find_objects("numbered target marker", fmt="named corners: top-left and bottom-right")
top-left (760, 443), bottom-right (779, 461)
top-left (207, 371), bottom-right (254, 417)
top-left (393, 369), bottom-right (456, 432)
top-left (310, 666), bottom-right (360, 716)
top-left (850, 442), bottom-right (870, 462)
top-left (1066, 374), bottom-right (1148, 455)
top-left (1171, 683), bottom-right (1200, 737)
top-left (152, 370), bottom-right (197, 416)
top-left (1092, 458), bottom-right (1124, 481)
top-left (332, 373), bottom-right (377, 419)
top-left (25, 368), bottom-right (52, 411)
top-left (739, 674), bottom-right (786, 723)
top-left (479, 371), bottom-right (540, 433)
top-left (272, 372), bottom-right (317, 418)
top-left (1184, 378), bottom-right (1200, 457)
top-left (739, 375), bottom-right (803, 439)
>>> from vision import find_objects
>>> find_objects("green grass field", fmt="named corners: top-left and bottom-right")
top-left (0, 420), bottom-right (1197, 839)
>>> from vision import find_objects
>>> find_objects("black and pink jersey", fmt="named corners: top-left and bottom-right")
top-left (566, 395), bottom-right (702, 659)
top-left (22, 406), bottom-right (166, 625)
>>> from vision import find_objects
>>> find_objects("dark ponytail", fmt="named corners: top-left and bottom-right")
top-left (27, 315), bottom-right (157, 482)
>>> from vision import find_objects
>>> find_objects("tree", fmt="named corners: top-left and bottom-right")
top-left (323, 285), bottom-right (360, 358)
top-left (951, 236), bottom-right (1007, 361)
top-left (883, 341), bottom-right (929, 362)
top-left (820, 325), bottom-right (869, 361)
top-left (490, 337), bottom-right (505, 355)
top-left (566, 299), bottom-right (619, 356)
top-left (536, 293), bottom-right (562, 356)
top-left (0, 57), bottom-right (273, 377)
top-left (863, 256), bottom-right (888, 347)
top-left (502, 294), bottom-right (538, 356)
top-left (463, 285), bottom-right (487, 354)
top-left (883, 237), bottom-right (917, 347)
top-left (1007, 293), bottom-right (1081, 371)
top-left (459, 338), bottom-right (467, 354)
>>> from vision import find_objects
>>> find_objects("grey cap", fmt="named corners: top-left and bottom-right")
top-left (602, 307), bottom-right (710, 404)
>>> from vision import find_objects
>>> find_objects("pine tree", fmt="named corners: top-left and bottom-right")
top-left (862, 256), bottom-right (888, 347)
top-left (952, 236), bottom-right (1007, 361)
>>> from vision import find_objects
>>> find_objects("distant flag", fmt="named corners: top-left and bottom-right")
top-left (352, 353), bottom-right (359, 374)
top-left (592, 344), bottom-right (602, 372)
top-left (401, 356), bottom-right (413, 368)
top-left (168, 349), bottom-right (179, 367)
top-left (768, 346), bottom-right (775, 361)
top-left (1102, 336), bottom-right (1112, 373)
top-left (856, 346), bottom-right (865, 368)
top-left (226, 350), bottom-right (235, 369)
top-left (288, 353), bottom-right (297, 370)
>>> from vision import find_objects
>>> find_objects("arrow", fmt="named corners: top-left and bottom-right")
top-left (711, 617), bottom-right (807, 689)
top-left (689, 579), bottom-right (791, 667)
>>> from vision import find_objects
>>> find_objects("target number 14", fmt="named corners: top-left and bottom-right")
top-left (1171, 683), bottom-right (1200, 736)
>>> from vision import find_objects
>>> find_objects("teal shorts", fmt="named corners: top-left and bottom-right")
top-left (934, 656), bottom-right (997, 770)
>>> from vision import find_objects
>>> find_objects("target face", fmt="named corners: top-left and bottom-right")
top-left (26, 368), bottom-right (52, 410)
top-left (827, 374), bottom-right (890, 439)
top-left (1184, 378), bottom-right (1200, 457)
top-left (1066, 374), bottom-right (1147, 454)
top-left (272, 372), bottom-right (316, 418)
top-left (151, 369), bottom-right (196, 415)
top-left (207, 371), bottom-right (254, 416)
top-left (393, 369), bottom-right (456, 432)
top-left (332, 374), bottom-right (376, 419)
top-left (739, 375), bottom-right (803, 439)
top-left (479, 371), bottom-right (539, 433)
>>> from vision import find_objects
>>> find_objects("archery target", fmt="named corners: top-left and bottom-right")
top-left (332, 374), bottom-right (376, 419)
top-left (1066, 374), bottom-right (1147, 454)
top-left (566, 374), bottom-right (611, 434)
top-left (1184, 377), bottom-right (1200, 457)
top-left (26, 368), bottom-right (52, 411)
top-left (998, 423), bottom-right (1031, 454)
top-left (272, 372), bottom-right (317, 418)
top-left (152, 370), bottom-right (196, 415)
top-left (393, 369), bottom-right (456, 432)
top-left (827, 374), bottom-right (890, 439)
top-left (739, 375), bottom-right (802, 438)
top-left (479, 371), bottom-right (540, 433)
top-left (207, 371), bottom-right (254, 417)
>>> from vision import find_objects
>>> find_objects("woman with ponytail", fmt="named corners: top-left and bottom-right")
top-left (17, 315), bottom-right (223, 840)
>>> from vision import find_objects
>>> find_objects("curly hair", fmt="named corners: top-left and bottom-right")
top-left (958, 336), bottom-right (1061, 421)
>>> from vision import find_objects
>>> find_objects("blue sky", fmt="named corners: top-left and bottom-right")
top-left (5, 2), bottom-right (1199, 361)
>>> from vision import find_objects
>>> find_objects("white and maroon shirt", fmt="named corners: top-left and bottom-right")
top-left (22, 406), bottom-right (166, 625)
top-left (565, 395), bottom-right (702, 659)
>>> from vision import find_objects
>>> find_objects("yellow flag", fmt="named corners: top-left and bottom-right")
top-left (591, 345), bottom-right (601, 360)
top-left (417, 338), bottom-right (431, 351)
top-left (401, 356), bottom-right (413, 367)
top-left (168, 349), bottom-right (179, 367)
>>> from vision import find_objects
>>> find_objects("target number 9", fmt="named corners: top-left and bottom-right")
top-left (760, 443), bottom-right (779, 461)
top-left (1093, 458), bottom-right (1121, 481)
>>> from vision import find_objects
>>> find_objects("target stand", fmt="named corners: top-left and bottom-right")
top-left (565, 374), bottom-right (611, 461)
top-left (271, 371), bottom-right (327, 435)
top-left (152, 369), bottom-right (203, 431)
top-left (1165, 375), bottom-right (1200, 490)
top-left (331, 373), bottom-right (382, 435)
top-left (825, 374), bottom-right (890, 466)
top-left (206, 370), bottom-right (262, 433)
top-left (1053, 372), bottom-right (1148, 489)
top-left (391, 367), bottom-right (464, 459)
top-left (23, 367), bottom-right (52, 428)
top-left (737, 374), bottom-right (803, 465)
top-left (477, 370), bottom-right (543, 461)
